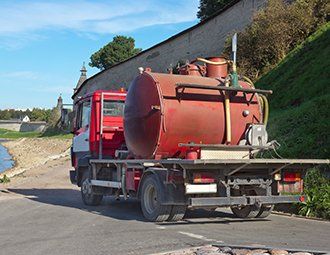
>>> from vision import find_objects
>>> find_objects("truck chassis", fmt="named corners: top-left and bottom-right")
top-left (74, 157), bottom-right (329, 221)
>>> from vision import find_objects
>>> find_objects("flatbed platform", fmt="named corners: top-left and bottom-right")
top-left (89, 158), bottom-right (329, 174)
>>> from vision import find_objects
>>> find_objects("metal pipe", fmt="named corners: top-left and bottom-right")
top-left (121, 165), bottom-right (127, 200)
top-left (175, 83), bottom-right (273, 95)
top-left (224, 78), bottom-right (231, 144)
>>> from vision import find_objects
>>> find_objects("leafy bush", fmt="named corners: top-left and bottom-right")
top-left (0, 175), bottom-right (10, 183)
top-left (299, 168), bottom-right (330, 219)
top-left (223, 0), bottom-right (329, 79)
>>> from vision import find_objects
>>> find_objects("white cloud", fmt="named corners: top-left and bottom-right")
top-left (0, 0), bottom-right (199, 36)
top-left (0, 71), bottom-right (39, 80)
top-left (29, 85), bottom-right (74, 94)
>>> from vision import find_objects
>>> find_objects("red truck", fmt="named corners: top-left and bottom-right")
top-left (70, 40), bottom-right (328, 221)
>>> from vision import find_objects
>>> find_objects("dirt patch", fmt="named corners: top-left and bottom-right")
top-left (0, 138), bottom-right (71, 178)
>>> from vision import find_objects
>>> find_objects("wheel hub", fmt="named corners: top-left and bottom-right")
top-left (144, 184), bottom-right (158, 214)
top-left (82, 179), bottom-right (92, 195)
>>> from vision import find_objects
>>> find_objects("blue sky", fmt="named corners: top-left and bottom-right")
top-left (0, 0), bottom-right (199, 109)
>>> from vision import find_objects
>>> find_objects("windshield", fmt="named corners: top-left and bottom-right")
top-left (103, 100), bottom-right (125, 117)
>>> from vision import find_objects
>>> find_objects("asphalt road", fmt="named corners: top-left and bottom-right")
top-left (0, 159), bottom-right (329, 255)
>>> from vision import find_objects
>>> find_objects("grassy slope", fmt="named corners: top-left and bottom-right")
top-left (256, 23), bottom-right (330, 159)
top-left (0, 128), bottom-right (72, 139)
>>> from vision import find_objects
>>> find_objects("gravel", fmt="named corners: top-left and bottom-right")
top-left (159, 245), bottom-right (317, 255)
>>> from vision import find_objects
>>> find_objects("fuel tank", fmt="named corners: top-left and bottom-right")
top-left (124, 71), bottom-right (262, 159)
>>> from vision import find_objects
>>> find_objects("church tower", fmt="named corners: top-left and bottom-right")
top-left (57, 94), bottom-right (63, 109)
top-left (74, 62), bottom-right (87, 93)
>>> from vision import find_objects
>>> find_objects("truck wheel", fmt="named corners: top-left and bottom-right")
top-left (230, 188), bottom-right (261, 218)
top-left (256, 204), bottom-right (274, 218)
top-left (141, 174), bottom-right (171, 222)
top-left (81, 171), bottom-right (103, 206)
top-left (231, 204), bottom-right (261, 218)
top-left (167, 205), bottom-right (186, 222)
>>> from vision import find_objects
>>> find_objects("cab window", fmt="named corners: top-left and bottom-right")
top-left (103, 100), bottom-right (125, 117)
top-left (77, 100), bottom-right (91, 129)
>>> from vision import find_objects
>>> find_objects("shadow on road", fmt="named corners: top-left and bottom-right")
top-left (8, 188), bottom-right (147, 222)
top-left (7, 188), bottom-right (269, 225)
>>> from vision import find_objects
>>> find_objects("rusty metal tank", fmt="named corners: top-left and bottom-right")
top-left (124, 70), bottom-right (262, 159)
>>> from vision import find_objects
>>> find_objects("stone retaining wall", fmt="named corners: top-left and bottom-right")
top-left (0, 121), bottom-right (46, 132)
top-left (73, 0), bottom-right (268, 101)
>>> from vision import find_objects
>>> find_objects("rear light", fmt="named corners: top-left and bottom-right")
top-left (283, 172), bottom-right (301, 182)
top-left (193, 173), bottom-right (215, 183)
top-left (274, 173), bottom-right (281, 181)
top-left (299, 195), bottom-right (305, 202)
top-left (120, 87), bottom-right (125, 92)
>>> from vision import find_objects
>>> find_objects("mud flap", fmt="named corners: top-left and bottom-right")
top-left (69, 170), bottom-right (77, 184)
top-left (139, 168), bottom-right (186, 206)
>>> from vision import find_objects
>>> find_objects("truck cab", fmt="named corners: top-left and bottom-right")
top-left (70, 90), bottom-right (127, 186)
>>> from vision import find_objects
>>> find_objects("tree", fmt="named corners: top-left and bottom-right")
top-left (221, 0), bottom-right (328, 79)
top-left (197, 0), bottom-right (233, 21)
top-left (30, 108), bottom-right (51, 122)
top-left (0, 108), bottom-right (51, 122)
top-left (89, 35), bottom-right (142, 70)
top-left (0, 110), bottom-right (11, 120)
top-left (48, 107), bottom-right (61, 127)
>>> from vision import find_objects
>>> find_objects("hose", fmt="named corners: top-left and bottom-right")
top-left (241, 75), bottom-right (269, 126)
top-left (242, 75), bottom-right (255, 89)
top-left (260, 94), bottom-right (269, 126)
top-left (195, 57), bottom-right (229, 65)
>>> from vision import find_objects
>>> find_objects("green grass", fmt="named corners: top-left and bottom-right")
top-left (0, 127), bottom-right (72, 139)
top-left (39, 127), bottom-right (73, 139)
top-left (0, 128), bottom-right (39, 139)
top-left (256, 22), bottom-right (330, 159)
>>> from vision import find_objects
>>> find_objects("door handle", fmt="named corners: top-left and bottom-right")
top-left (84, 138), bottom-right (89, 141)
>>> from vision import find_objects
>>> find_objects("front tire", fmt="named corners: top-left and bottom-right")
top-left (81, 171), bottom-right (103, 206)
top-left (140, 174), bottom-right (171, 222)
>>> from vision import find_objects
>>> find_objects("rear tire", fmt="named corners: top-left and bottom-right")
top-left (140, 174), bottom-right (171, 222)
top-left (231, 204), bottom-right (261, 218)
top-left (230, 188), bottom-right (260, 218)
top-left (256, 204), bottom-right (274, 218)
top-left (167, 205), bottom-right (186, 222)
top-left (81, 171), bottom-right (103, 206)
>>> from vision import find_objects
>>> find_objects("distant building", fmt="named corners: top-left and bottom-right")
top-left (22, 115), bottom-right (30, 122)
top-left (56, 94), bottom-right (63, 110)
top-left (57, 93), bottom-right (73, 131)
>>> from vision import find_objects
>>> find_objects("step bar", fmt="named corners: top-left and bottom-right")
top-left (189, 195), bottom-right (304, 207)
